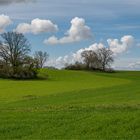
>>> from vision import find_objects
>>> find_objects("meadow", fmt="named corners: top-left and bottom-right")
top-left (0, 69), bottom-right (140, 139)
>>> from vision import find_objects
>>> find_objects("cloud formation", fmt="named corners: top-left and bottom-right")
top-left (128, 61), bottom-right (140, 69)
top-left (15, 18), bottom-right (58, 34)
top-left (47, 35), bottom-right (135, 68)
top-left (0, 0), bottom-right (34, 5)
top-left (44, 17), bottom-right (92, 45)
top-left (46, 43), bottom-right (106, 68)
top-left (107, 35), bottom-right (134, 55)
top-left (0, 14), bottom-right (12, 32)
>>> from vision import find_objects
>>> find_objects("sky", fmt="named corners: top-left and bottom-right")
top-left (0, 0), bottom-right (140, 69)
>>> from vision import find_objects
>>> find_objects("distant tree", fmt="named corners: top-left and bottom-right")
top-left (81, 50), bottom-right (100, 69)
top-left (45, 66), bottom-right (58, 70)
top-left (97, 48), bottom-right (114, 71)
top-left (34, 51), bottom-right (49, 68)
top-left (65, 61), bottom-right (86, 70)
top-left (0, 32), bottom-right (30, 74)
top-left (79, 48), bottom-right (114, 72)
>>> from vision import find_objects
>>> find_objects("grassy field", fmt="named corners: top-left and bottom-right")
top-left (0, 69), bottom-right (140, 139)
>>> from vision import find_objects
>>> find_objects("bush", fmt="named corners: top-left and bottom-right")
top-left (11, 67), bottom-right (38, 79)
top-left (0, 60), bottom-right (38, 79)
top-left (65, 62), bottom-right (86, 70)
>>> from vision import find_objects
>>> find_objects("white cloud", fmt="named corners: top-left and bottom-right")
top-left (15, 18), bottom-right (58, 34)
top-left (47, 35), bottom-right (136, 69)
top-left (15, 23), bottom-right (31, 34)
top-left (72, 43), bottom-right (105, 62)
top-left (107, 35), bottom-right (134, 55)
top-left (46, 43), bottom-right (105, 68)
top-left (44, 17), bottom-right (92, 45)
top-left (0, 14), bottom-right (12, 32)
top-left (128, 61), bottom-right (140, 69)
top-left (111, 58), bottom-right (140, 70)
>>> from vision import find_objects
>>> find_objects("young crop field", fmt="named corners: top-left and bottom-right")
top-left (0, 70), bottom-right (140, 139)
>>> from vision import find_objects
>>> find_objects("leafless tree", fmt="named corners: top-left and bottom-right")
top-left (81, 50), bottom-right (100, 69)
top-left (34, 51), bottom-right (49, 68)
top-left (81, 48), bottom-right (114, 71)
top-left (97, 48), bottom-right (114, 71)
top-left (0, 32), bottom-right (30, 73)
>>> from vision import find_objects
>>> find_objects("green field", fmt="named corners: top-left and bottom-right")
top-left (0, 69), bottom-right (140, 139)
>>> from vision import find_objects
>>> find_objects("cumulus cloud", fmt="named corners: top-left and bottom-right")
top-left (72, 43), bottom-right (105, 62)
top-left (46, 43), bottom-right (105, 68)
top-left (71, 36), bottom-right (135, 64)
top-left (44, 17), bottom-right (92, 45)
top-left (15, 18), bottom-right (58, 34)
top-left (128, 61), bottom-right (140, 69)
top-left (0, 0), bottom-right (34, 5)
top-left (47, 35), bottom-right (136, 68)
top-left (0, 14), bottom-right (12, 32)
top-left (107, 35), bottom-right (134, 55)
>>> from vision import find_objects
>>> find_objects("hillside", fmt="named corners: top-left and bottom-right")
top-left (0, 70), bottom-right (140, 139)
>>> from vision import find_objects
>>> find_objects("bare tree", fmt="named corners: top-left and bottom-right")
top-left (81, 48), bottom-right (114, 71)
top-left (97, 48), bottom-right (114, 71)
top-left (34, 51), bottom-right (49, 68)
top-left (81, 50), bottom-right (99, 69)
top-left (0, 32), bottom-right (30, 73)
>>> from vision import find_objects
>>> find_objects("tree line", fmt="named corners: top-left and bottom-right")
top-left (0, 32), bottom-right (48, 79)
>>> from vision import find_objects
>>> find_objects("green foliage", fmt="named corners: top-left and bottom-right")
top-left (0, 70), bottom-right (139, 139)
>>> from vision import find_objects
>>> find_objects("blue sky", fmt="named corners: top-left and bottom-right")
top-left (0, 0), bottom-right (140, 69)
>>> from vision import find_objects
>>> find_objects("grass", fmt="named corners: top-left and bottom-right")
top-left (0, 69), bottom-right (140, 139)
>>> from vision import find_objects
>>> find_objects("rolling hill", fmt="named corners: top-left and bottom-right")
top-left (0, 70), bottom-right (139, 139)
